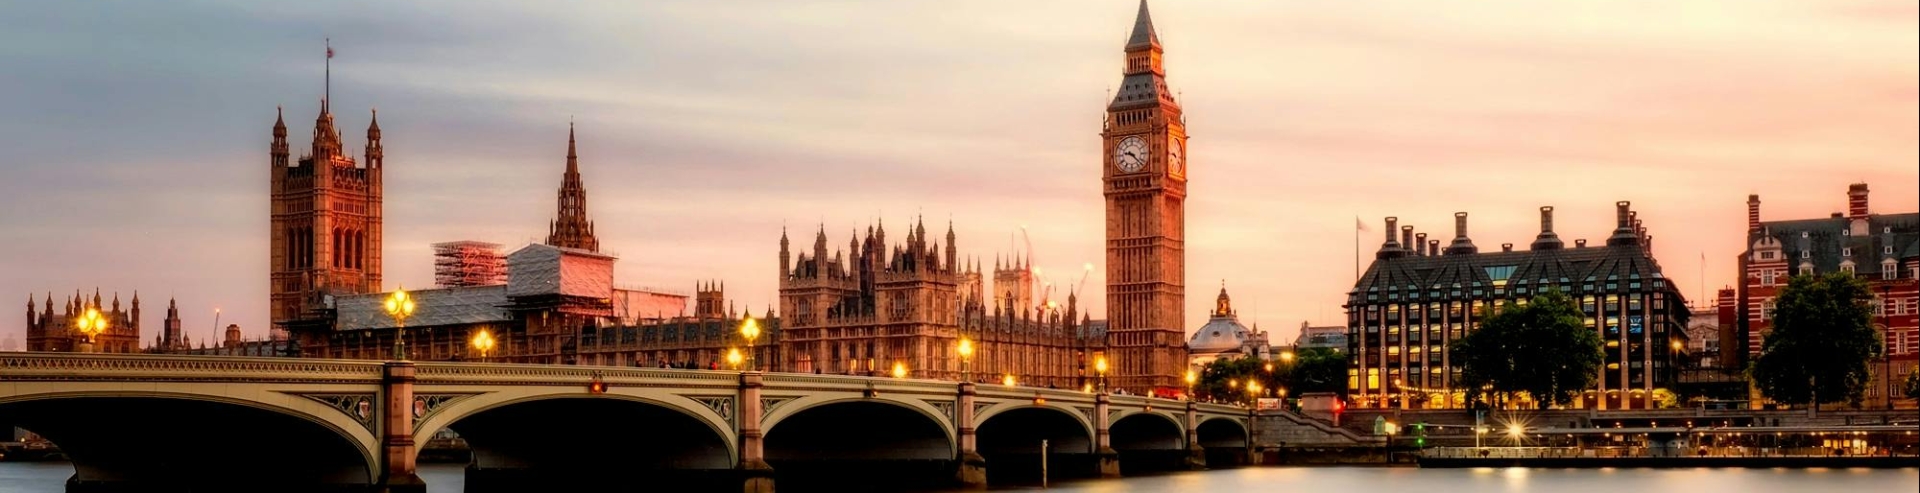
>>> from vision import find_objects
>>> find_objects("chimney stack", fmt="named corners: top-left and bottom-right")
top-left (1401, 226), bottom-right (1414, 254)
top-left (1607, 201), bottom-right (1639, 247)
top-left (1444, 212), bottom-right (1478, 255)
top-left (1576, 239), bottom-right (1587, 248)
top-left (1428, 240), bottom-right (1439, 256)
top-left (1502, 243), bottom-right (1514, 253)
top-left (1414, 233), bottom-right (1428, 256)
top-left (1847, 183), bottom-right (1869, 220)
top-left (1531, 206), bottom-right (1563, 250)
top-left (1747, 194), bottom-right (1761, 233)
top-left (1377, 217), bottom-right (1406, 259)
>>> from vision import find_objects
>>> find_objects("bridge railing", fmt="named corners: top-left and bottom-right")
top-left (0, 352), bottom-right (387, 382)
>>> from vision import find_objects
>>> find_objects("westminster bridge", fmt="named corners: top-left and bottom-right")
top-left (0, 353), bottom-right (1256, 492)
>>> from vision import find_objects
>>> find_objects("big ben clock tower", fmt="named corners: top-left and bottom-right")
top-left (1102, 0), bottom-right (1188, 393)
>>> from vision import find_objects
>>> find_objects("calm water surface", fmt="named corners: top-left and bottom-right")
top-left (0, 463), bottom-right (1912, 492)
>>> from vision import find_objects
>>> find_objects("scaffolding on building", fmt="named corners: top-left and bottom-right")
top-left (433, 241), bottom-right (507, 288)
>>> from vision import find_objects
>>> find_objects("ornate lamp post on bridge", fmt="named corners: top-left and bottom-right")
top-left (1094, 355), bottom-right (1109, 394)
top-left (1184, 369), bottom-right (1197, 402)
top-left (739, 313), bottom-right (761, 372)
top-left (384, 286), bottom-right (416, 361)
top-left (469, 328), bottom-right (496, 362)
top-left (957, 337), bottom-right (974, 382)
top-left (726, 347), bottom-right (744, 371)
top-left (74, 307), bottom-right (108, 353)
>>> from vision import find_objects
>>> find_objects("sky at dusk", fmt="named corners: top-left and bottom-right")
top-left (2, 0), bottom-right (1915, 347)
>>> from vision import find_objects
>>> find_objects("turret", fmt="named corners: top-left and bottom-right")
top-left (271, 107), bottom-right (289, 168)
top-left (365, 109), bottom-right (383, 169)
top-left (779, 227), bottom-right (791, 279)
top-left (945, 221), bottom-right (958, 273)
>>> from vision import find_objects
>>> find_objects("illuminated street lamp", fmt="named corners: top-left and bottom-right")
top-left (739, 314), bottom-right (761, 371)
top-left (1247, 381), bottom-right (1262, 403)
top-left (384, 286), bottom-right (416, 361)
top-left (469, 328), bottom-right (496, 362)
top-left (1094, 355), bottom-right (1109, 393)
top-left (1184, 369), bottom-right (1198, 401)
top-left (1280, 351), bottom-right (1295, 363)
top-left (957, 337), bottom-right (974, 382)
top-left (74, 307), bottom-right (108, 353)
top-left (892, 361), bottom-right (908, 379)
top-left (726, 347), bottom-right (744, 370)
top-left (1003, 374), bottom-right (1017, 387)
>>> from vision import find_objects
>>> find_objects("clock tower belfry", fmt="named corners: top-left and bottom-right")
top-left (1102, 0), bottom-right (1188, 394)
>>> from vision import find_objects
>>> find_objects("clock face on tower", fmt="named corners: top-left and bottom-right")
top-left (1113, 135), bottom-right (1148, 173)
top-left (1168, 138), bottom-right (1184, 176)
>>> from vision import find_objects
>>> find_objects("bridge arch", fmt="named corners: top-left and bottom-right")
top-left (1196, 415), bottom-right (1251, 448)
top-left (762, 397), bottom-right (957, 490)
top-left (1108, 409), bottom-right (1189, 474)
top-left (0, 390), bottom-right (377, 491)
top-left (414, 389), bottom-right (738, 492)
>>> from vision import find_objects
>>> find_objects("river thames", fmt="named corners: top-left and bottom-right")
top-left (0, 463), bottom-right (1914, 492)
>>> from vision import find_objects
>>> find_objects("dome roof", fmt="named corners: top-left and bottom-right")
top-left (1189, 316), bottom-right (1253, 352)
top-left (1187, 282), bottom-right (1252, 352)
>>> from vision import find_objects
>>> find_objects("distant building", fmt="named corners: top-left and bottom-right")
top-left (433, 241), bottom-right (507, 288)
top-left (1685, 304), bottom-right (1720, 368)
top-left (168, 324), bottom-right (291, 357)
top-left (1294, 321), bottom-right (1347, 354)
top-left (1347, 203), bottom-right (1690, 410)
top-left (25, 290), bottom-right (143, 353)
top-left (1186, 285), bottom-right (1269, 367)
top-left (285, 126), bottom-right (768, 369)
top-left (1739, 183), bottom-right (1917, 409)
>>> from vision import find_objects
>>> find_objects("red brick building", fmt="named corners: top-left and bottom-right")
top-left (1739, 183), bottom-right (1918, 409)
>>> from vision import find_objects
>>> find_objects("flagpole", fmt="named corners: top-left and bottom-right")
top-left (324, 38), bottom-right (331, 106)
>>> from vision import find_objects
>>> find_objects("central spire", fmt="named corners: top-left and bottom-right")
top-left (1127, 0), bottom-right (1160, 51)
top-left (545, 123), bottom-right (599, 252)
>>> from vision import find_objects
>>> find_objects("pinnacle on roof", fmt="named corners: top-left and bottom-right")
top-left (1126, 0), bottom-right (1161, 51)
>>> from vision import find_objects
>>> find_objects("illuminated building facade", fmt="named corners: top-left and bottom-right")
top-left (1346, 203), bottom-right (1690, 410)
top-left (775, 221), bottom-right (1104, 389)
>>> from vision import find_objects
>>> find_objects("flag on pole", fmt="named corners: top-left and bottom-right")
top-left (1356, 216), bottom-right (1370, 232)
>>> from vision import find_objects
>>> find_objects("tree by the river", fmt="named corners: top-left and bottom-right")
top-left (1749, 273), bottom-right (1880, 408)
top-left (1449, 289), bottom-right (1603, 409)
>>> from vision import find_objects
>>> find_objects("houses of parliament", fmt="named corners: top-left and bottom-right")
top-left (20, 1), bottom-right (1195, 396)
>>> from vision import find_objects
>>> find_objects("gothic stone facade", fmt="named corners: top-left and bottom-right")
top-left (1348, 203), bottom-right (1690, 410)
top-left (776, 221), bottom-right (1103, 389)
top-left (271, 100), bottom-right (384, 344)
